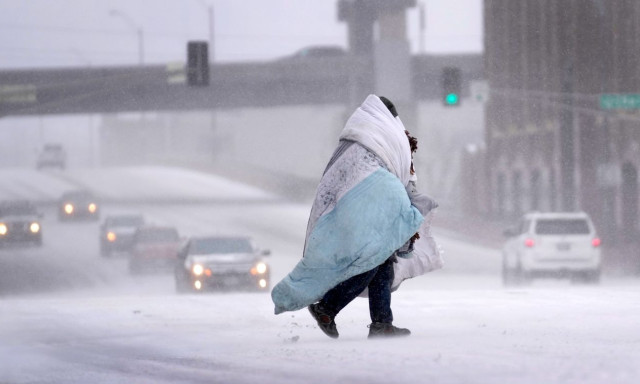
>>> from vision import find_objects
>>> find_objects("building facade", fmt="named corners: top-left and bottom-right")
top-left (484, 0), bottom-right (640, 241)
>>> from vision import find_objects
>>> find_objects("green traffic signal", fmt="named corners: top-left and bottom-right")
top-left (445, 93), bottom-right (459, 105)
top-left (442, 66), bottom-right (462, 106)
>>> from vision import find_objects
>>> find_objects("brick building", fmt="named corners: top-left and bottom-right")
top-left (482, 0), bottom-right (640, 243)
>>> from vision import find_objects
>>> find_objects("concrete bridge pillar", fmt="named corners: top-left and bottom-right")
top-left (338, 0), bottom-right (417, 132)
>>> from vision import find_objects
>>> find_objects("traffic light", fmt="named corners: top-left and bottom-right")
top-left (187, 41), bottom-right (209, 86)
top-left (442, 66), bottom-right (462, 106)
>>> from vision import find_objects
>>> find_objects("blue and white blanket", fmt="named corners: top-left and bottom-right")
top-left (271, 95), bottom-right (430, 314)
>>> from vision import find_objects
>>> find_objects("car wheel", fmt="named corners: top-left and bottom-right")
top-left (571, 270), bottom-right (601, 285)
top-left (502, 265), bottom-right (519, 287)
top-left (175, 277), bottom-right (191, 294)
top-left (502, 255), bottom-right (529, 287)
top-left (502, 253), bottom-right (517, 286)
top-left (585, 270), bottom-right (601, 284)
top-left (129, 260), bottom-right (141, 275)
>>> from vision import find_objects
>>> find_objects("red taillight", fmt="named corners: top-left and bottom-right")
top-left (524, 238), bottom-right (535, 248)
top-left (592, 238), bottom-right (601, 247)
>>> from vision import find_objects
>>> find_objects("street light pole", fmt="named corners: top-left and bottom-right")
top-left (137, 28), bottom-right (144, 65)
top-left (194, 0), bottom-right (216, 165)
top-left (109, 9), bottom-right (144, 65)
top-left (208, 5), bottom-right (214, 62)
top-left (70, 49), bottom-right (92, 67)
top-left (419, 1), bottom-right (426, 54)
top-left (196, 0), bottom-right (214, 62)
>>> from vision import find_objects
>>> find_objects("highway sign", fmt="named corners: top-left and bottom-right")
top-left (600, 94), bottom-right (640, 110)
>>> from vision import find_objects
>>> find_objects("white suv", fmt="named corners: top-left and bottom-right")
top-left (502, 212), bottom-right (602, 285)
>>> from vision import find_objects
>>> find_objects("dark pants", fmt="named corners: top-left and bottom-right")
top-left (320, 257), bottom-right (394, 323)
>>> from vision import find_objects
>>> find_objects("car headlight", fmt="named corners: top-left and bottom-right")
top-left (30, 222), bottom-right (40, 233)
top-left (88, 203), bottom-right (97, 213)
top-left (192, 264), bottom-right (204, 276)
top-left (251, 262), bottom-right (268, 275)
top-left (107, 231), bottom-right (116, 242)
top-left (64, 203), bottom-right (74, 214)
top-left (256, 262), bottom-right (268, 274)
top-left (0, 223), bottom-right (7, 236)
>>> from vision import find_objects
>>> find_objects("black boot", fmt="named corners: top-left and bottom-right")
top-left (367, 322), bottom-right (411, 338)
top-left (308, 303), bottom-right (339, 339)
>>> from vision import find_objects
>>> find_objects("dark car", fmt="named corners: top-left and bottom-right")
top-left (174, 236), bottom-right (270, 293)
top-left (58, 190), bottom-right (100, 221)
top-left (284, 45), bottom-right (346, 60)
top-left (36, 143), bottom-right (66, 170)
top-left (129, 226), bottom-right (182, 274)
top-left (0, 200), bottom-right (43, 247)
top-left (99, 214), bottom-right (145, 257)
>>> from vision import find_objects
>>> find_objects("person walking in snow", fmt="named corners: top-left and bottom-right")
top-left (307, 109), bottom-right (422, 339)
top-left (271, 95), bottom-right (438, 339)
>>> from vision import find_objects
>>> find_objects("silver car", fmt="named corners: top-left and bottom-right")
top-left (175, 236), bottom-right (270, 293)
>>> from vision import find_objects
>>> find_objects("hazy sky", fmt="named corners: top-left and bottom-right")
top-left (0, 0), bottom-right (482, 69)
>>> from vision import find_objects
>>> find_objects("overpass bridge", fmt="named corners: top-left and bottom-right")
top-left (0, 54), bottom-right (483, 118)
top-left (0, 0), bottom-right (483, 118)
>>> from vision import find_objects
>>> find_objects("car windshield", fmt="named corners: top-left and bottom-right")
top-left (535, 219), bottom-right (590, 235)
top-left (41, 150), bottom-right (62, 157)
top-left (109, 216), bottom-right (144, 227)
top-left (137, 229), bottom-right (179, 242)
top-left (63, 191), bottom-right (94, 201)
top-left (0, 202), bottom-right (37, 216)
top-left (189, 238), bottom-right (253, 254)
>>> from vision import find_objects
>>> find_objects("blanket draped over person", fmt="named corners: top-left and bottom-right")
top-left (271, 95), bottom-right (427, 315)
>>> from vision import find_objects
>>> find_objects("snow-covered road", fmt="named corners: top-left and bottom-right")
top-left (2, 278), bottom-right (640, 384)
top-left (1, 167), bottom-right (639, 383)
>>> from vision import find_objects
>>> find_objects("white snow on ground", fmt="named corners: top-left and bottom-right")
top-left (0, 166), bottom-right (639, 383)
top-left (61, 166), bottom-right (277, 202)
top-left (2, 282), bottom-right (640, 384)
top-left (0, 166), bottom-right (277, 203)
top-left (0, 169), bottom-right (77, 201)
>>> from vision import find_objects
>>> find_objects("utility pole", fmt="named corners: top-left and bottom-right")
top-left (109, 9), bottom-right (145, 65)
top-left (419, 1), bottom-right (426, 54)
top-left (194, 0), bottom-right (217, 166)
top-left (208, 5), bottom-right (215, 62)
top-left (196, 0), bottom-right (215, 62)
top-left (137, 28), bottom-right (144, 65)
top-left (560, 53), bottom-right (576, 211)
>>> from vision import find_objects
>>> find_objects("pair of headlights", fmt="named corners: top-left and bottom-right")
top-left (0, 222), bottom-right (40, 235)
top-left (64, 203), bottom-right (97, 215)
